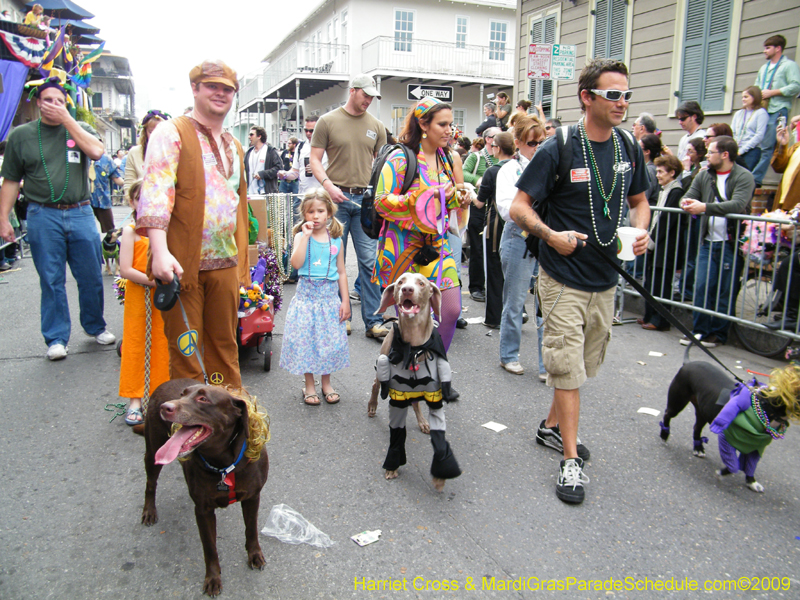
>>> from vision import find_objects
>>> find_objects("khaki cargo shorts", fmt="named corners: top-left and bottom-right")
top-left (538, 268), bottom-right (615, 390)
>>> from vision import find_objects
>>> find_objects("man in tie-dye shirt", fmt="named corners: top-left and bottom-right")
top-left (137, 60), bottom-right (249, 388)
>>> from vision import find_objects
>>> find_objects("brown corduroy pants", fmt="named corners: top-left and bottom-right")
top-left (161, 266), bottom-right (242, 389)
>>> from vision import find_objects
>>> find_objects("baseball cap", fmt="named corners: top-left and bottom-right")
top-left (349, 73), bottom-right (381, 99)
top-left (189, 60), bottom-right (239, 92)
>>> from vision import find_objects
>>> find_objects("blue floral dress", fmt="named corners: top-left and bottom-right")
top-left (279, 235), bottom-right (350, 375)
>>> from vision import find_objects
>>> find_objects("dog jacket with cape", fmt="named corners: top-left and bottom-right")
top-left (377, 323), bottom-right (461, 479)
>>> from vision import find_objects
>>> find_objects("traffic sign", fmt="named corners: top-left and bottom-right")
top-left (407, 84), bottom-right (453, 102)
top-left (527, 43), bottom-right (577, 81)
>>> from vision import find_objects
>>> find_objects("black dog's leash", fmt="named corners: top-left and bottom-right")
top-left (578, 240), bottom-right (745, 384)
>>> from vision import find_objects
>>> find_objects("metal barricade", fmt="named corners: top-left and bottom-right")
top-left (619, 206), bottom-right (800, 357)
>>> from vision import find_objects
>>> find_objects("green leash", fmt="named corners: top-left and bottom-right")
top-left (104, 402), bottom-right (127, 423)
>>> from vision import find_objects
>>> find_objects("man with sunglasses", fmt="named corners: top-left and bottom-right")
top-left (675, 101), bottom-right (705, 162)
top-left (544, 118), bottom-right (561, 139)
top-left (509, 59), bottom-right (650, 504)
top-left (245, 126), bottom-right (281, 195)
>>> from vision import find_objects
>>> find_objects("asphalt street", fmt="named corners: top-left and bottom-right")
top-left (1, 205), bottom-right (798, 600)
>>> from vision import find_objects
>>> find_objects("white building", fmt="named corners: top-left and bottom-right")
top-left (90, 53), bottom-right (136, 152)
top-left (236, 0), bottom-right (517, 147)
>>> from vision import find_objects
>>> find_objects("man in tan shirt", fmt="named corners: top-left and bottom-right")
top-left (310, 74), bottom-right (388, 339)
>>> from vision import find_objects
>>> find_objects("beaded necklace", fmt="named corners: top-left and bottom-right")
top-left (38, 118), bottom-right (71, 203)
top-left (306, 228), bottom-right (333, 280)
top-left (578, 118), bottom-right (625, 246)
top-left (750, 387), bottom-right (787, 440)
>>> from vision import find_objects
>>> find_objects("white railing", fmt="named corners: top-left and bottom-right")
top-left (263, 42), bottom-right (350, 93)
top-left (361, 36), bottom-right (513, 81)
top-left (239, 75), bottom-right (264, 107)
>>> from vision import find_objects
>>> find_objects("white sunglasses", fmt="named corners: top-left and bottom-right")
top-left (591, 89), bottom-right (633, 102)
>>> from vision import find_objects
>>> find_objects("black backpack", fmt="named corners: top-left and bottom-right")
top-left (361, 143), bottom-right (418, 239)
top-left (525, 124), bottom-right (637, 258)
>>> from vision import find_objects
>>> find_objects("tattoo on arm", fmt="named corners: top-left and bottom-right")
top-left (532, 223), bottom-right (550, 241)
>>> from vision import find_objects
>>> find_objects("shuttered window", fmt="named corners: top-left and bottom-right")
top-left (593, 0), bottom-right (627, 61)
top-left (679, 0), bottom-right (732, 112)
top-left (528, 13), bottom-right (557, 118)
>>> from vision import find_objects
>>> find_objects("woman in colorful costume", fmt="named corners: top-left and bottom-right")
top-left (372, 96), bottom-right (470, 350)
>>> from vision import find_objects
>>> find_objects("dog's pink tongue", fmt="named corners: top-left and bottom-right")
top-left (155, 426), bottom-right (201, 465)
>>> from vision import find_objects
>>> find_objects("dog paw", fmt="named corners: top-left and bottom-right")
top-left (141, 508), bottom-right (158, 526)
top-left (432, 477), bottom-right (445, 492)
top-left (385, 469), bottom-right (399, 480)
top-left (747, 481), bottom-right (765, 493)
top-left (203, 576), bottom-right (222, 597)
top-left (248, 550), bottom-right (266, 570)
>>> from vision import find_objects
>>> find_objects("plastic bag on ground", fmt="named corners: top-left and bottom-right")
top-left (260, 503), bottom-right (335, 548)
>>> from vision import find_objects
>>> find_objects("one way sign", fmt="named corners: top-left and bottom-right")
top-left (407, 84), bottom-right (453, 102)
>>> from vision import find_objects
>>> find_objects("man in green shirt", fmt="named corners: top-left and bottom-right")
top-left (0, 78), bottom-right (114, 361)
top-left (753, 34), bottom-right (800, 185)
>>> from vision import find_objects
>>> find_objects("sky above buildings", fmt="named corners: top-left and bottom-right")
top-left (77, 0), bottom-right (320, 118)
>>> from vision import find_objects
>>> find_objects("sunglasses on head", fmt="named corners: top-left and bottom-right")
top-left (590, 89), bottom-right (633, 102)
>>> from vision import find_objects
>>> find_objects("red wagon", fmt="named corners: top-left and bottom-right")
top-left (238, 297), bottom-right (274, 371)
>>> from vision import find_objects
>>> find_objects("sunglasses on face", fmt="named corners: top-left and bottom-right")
top-left (304, 128), bottom-right (315, 133)
top-left (526, 140), bottom-right (542, 148)
top-left (591, 89), bottom-right (633, 102)
top-left (677, 116), bottom-right (689, 122)
top-left (545, 125), bottom-right (554, 131)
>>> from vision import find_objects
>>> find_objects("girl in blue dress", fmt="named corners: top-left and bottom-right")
top-left (280, 188), bottom-right (351, 405)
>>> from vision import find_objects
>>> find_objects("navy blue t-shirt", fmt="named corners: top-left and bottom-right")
top-left (515, 127), bottom-right (649, 292)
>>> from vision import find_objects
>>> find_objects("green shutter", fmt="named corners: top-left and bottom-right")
top-left (593, 0), bottom-right (608, 58)
top-left (608, 0), bottom-right (627, 61)
top-left (679, 0), bottom-right (732, 111)
top-left (594, 0), bottom-right (626, 61)
top-left (528, 13), bottom-right (557, 119)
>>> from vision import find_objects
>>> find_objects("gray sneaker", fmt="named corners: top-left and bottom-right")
top-left (556, 457), bottom-right (589, 504)
top-left (536, 419), bottom-right (591, 461)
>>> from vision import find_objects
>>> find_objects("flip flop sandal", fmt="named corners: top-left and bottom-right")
top-left (302, 389), bottom-right (320, 405)
top-left (323, 391), bottom-right (340, 404)
top-left (124, 408), bottom-right (143, 426)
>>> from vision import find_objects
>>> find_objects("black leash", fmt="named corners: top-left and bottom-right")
top-left (581, 240), bottom-right (745, 384)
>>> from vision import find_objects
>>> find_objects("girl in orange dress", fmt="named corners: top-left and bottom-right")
top-left (118, 180), bottom-right (170, 425)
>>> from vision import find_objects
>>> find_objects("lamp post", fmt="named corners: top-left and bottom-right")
top-left (279, 102), bottom-right (289, 148)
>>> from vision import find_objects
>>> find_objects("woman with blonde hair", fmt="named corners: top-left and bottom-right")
top-left (124, 110), bottom-right (170, 197)
top-left (495, 116), bottom-right (547, 378)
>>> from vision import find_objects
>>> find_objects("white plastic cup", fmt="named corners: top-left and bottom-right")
top-left (616, 227), bottom-right (644, 261)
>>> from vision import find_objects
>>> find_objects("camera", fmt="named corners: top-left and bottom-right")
top-left (413, 244), bottom-right (438, 266)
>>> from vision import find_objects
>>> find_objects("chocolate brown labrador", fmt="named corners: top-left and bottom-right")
top-left (141, 379), bottom-right (269, 596)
